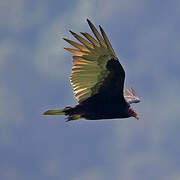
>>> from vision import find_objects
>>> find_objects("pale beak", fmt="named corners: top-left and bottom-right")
top-left (129, 108), bottom-right (139, 120)
top-left (135, 114), bottom-right (139, 120)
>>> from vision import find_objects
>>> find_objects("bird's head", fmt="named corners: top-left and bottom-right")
top-left (128, 107), bottom-right (139, 120)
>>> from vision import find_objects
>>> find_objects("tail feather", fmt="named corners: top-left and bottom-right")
top-left (43, 109), bottom-right (65, 115)
top-left (43, 107), bottom-right (71, 115)
top-left (43, 106), bottom-right (83, 121)
top-left (66, 114), bottom-right (82, 121)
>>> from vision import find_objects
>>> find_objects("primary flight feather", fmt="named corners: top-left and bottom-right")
top-left (43, 19), bottom-right (140, 121)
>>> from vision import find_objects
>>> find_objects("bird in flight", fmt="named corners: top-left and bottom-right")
top-left (43, 19), bottom-right (140, 121)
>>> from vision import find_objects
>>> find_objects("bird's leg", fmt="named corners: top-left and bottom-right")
top-left (124, 87), bottom-right (140, 104)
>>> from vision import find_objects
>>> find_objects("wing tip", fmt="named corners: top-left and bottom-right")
top-left (69, 30), bottom-right (76, 36)
top-left (63, 38), bottom-right (68, 42)
top-left (87, 19), bottom-right (93, 27)
top-left (87, 18), bottom-right (90, 23)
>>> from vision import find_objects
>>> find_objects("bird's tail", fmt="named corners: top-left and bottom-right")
top-left (43, 107), bottom-right (71, 115)
top-left (43, 106), bottom-right (83, 121)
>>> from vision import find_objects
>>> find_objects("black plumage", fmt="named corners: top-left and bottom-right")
top-left (43, 19), bottom-right (140, 121)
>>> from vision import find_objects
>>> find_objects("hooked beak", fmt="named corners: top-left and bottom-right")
top-left (131, 110), bottom-right (139, 120)
top-left (129, 108), bottom-right (139, 120)
top-left (134, 114), bottom-right (139, 120)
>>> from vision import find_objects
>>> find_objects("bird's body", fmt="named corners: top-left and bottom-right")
top-left (64, 91), bottom-right (130, 120)
top-left (43, 19), bottom-right (140, 121)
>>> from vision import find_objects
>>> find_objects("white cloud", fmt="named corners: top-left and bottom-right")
top-left (100, 11), bottom-right (180, 178)
top-left (0, 86), bottom-right (24, 148)
top-left (168, 173), bottom-right (180, 180)
top-left (72, 168), bottom-right (104, 180)
top-left (42, 157), bottom-right (63, 177)
top-left (97, 0), bottom-right (148, 21)
top-left (0, 0), bottom-right (48, 32)
top-left (0, 39), bottom-right (16, 69)
top-left (0, 166), bottom-right (22, 180)
top-left (0, 0), bottom-right (25, 30)
top-left (109, 65), bottom-right (180, 179)
top-left (33, 0), bottom-right (98, 79)
top-left (1, 1), bottom-right (179, 180)
top-left (0, 87), bottom-right (23, 122)
top-left (0, 41), bottom-right (24, 128)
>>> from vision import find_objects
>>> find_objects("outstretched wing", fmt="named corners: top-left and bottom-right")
top-left (64, 19), bottom-right (125, 103)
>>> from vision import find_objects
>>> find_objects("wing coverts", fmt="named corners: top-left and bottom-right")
top-left (64, 19), bottom-right (120, 103)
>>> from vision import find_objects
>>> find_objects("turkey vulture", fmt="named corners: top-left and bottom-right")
top-left (43, 19), bottom-right (140, 121)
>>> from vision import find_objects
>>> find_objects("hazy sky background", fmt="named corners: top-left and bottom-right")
top-left (1, 0), bottom-right (180, 179)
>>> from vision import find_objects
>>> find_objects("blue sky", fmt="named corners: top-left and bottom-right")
top-left (1, 0), bottom-right (180, 179)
